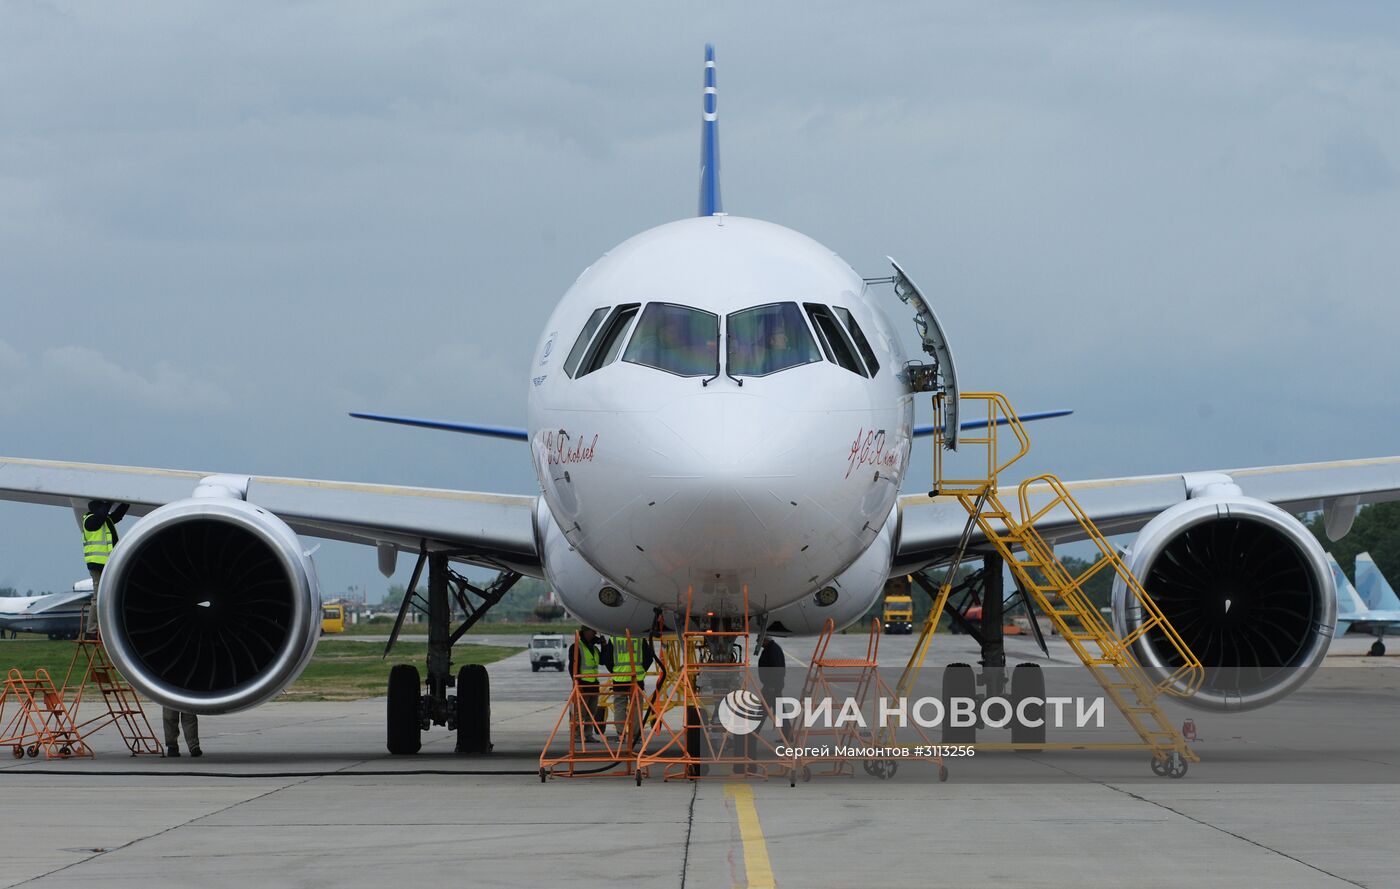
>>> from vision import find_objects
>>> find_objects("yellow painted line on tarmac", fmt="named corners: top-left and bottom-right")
top-left (725, 782), bottom-right (776, 888)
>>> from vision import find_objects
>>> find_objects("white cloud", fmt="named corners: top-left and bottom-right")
top-left (0, 339), bottom-right (231, 415)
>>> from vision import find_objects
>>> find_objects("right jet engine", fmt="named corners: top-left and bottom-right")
top-left (1111, 482), bottom-right (1336, 711)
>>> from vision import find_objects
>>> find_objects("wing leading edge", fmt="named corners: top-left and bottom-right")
top-left (0, 456), bottom-right (541, 576)
top-left (893, 455), bottom-right (1400, 575)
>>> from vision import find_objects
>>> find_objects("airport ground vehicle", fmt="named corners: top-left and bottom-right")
top-left (530, 635), bottom-right (566, 672)
top-left (321, 603), bottom-right (345, 635)
top-left (882, 594), bottom-right (913, 634)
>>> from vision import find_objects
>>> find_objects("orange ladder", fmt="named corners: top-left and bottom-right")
top-left (0, 668), bottom-right (91, 759)
top-left (60, 609), bottom-right (164, 756)
top-left (634, 587), bottom-right (792, 783)
top-left (539, 630), bottom-right (651, 779)
top-left (790, 618), bottom-right (946, 782)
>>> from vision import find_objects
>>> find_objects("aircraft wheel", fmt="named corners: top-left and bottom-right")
top-left (1010, 663), bottom-right (1046, 746)
top-left (386, 664), bottom-right (422, 755)
top-left (1370, 640), bottom-right (1386, 657)
top-left (862, 758), bottom-right (897, 779)
top-left (941, 663), bottom-right (977, 744)
top-left (456, 664), bottom-right (492, 754)
top-left (684, 705), bottom-right (709, 777)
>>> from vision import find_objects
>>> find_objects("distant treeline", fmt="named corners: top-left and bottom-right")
top-left (0, 587), bottom-right (49, 598)
top-left (1306, 501), bottom-right (1400, 582)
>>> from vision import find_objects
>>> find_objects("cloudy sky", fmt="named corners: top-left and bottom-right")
top-left (2, 1), bottom-right (1397, 597)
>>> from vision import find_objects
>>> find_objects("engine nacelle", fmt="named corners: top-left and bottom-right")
top-left (1112, 492), bottom-right (1335, 711)
top-left (97, 497), bottom-right (321, 714)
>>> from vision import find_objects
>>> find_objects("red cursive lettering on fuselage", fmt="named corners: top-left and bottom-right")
top-left (846, 428), bottom-right (899, 479)
top-left (544, 430), bottom-right (598, 466)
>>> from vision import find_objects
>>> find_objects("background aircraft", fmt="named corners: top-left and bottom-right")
top-left (0, 578), bottom-right (90, 640)
top-left (1348, 552), bottom-right (1400, 655)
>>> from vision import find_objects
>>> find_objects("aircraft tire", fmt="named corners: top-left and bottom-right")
top-left (1370, 640), bottom-right (1386, 657)
top-left (456, 664), bottom-right (492, 754)
top-left (941, 663), bottom-right (977, 744)
top-left (1010, 663), bottom-right (1046, 746)
top-left (685, 706), bottom-right (708, 777)
top-left (386, 664), bottom-right (421, 755)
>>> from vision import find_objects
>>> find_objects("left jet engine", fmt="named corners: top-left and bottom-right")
top-left (97, 495), bottom-right (321, 714)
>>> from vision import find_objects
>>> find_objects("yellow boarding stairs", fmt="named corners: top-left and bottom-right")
top-left (896, 392), bottom-right (1203, 776)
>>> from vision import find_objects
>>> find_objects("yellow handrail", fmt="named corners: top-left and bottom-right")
top-left (933, 392), bottom-right (1032, 494)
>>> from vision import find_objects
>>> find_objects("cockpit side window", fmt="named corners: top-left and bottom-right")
top-left (577, 304), bottom-right (640, 377)
top-left (804, 303), bottom-right (868, 377)
top-left (563, 307), bottom-right (611, 378)
top-left (832, 306), bottom-right (880, 376)
top-left (623, 303), bottom-right (719, 377)
top-left (726, 303), bottom-right (823, 377)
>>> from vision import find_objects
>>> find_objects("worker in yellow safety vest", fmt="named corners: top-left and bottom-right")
top-left (80, 500), bottom-right (129, 634)
top-left (603, 632), bottom-right (656, 747)
top-left (568, 627), bottom-right (605, 743)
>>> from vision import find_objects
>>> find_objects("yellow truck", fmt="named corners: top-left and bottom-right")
top-left (882, 590), bottom-right (914, 635)
top-left (321, 602), bottom-right (346, 635)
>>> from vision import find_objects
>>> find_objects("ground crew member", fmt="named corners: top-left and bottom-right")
top-left (162, 707), bottom-right (201, 758)
top-left (757, 633), bottom-right (787, 743)
top-left (81, 500), bottom-right (129, 634)
top-left (603, 632), bottom-right (656, 747)
top-left (569, 627), bottom-right (605, 743)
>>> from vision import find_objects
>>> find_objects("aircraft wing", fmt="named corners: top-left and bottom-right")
top-left (0, 456), bottom-right (541, 575)
top-left (893, 455), bottom-right (1400, 574)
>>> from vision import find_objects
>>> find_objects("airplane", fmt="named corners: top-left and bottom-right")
top-left (1351, 552), bottom-right (1400, 656)
top-left (0, 578), bottom-right (90, 640)
top-left (1327, 552), bottom-right (1369, 638)
top-left (1, 45), bottom-right (1400, 755)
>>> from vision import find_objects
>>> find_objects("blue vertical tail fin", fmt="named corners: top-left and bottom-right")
top-left (699, 44), bottom-right (722, 216)
top-left (1329, 553), bottom-right (1369, 620)
top-left (1355, 552), bottom-right (1400, 612)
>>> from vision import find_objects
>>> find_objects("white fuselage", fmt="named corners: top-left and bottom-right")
top-left (527, 216), bottom-right (914, 632)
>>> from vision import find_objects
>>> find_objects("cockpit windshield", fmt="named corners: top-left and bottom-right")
top-left (622, 303), bottom-right (719, 377)
top-left (726, 303), bottom-right (823, 376)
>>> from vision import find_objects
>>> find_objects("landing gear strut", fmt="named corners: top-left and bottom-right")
top-left (384, 546), bottom-right (520, 754)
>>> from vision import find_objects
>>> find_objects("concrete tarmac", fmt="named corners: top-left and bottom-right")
top-left (2, 633), bottom-right (1398, 888)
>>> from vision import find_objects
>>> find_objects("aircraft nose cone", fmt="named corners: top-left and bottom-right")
top-left (654, 391), bottom-right (792, 475)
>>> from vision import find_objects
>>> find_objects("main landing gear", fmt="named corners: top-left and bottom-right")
top-left (384, 548), bottom-right (520, 755)
top-left (1369, 639), bottom-right (1387, 657)
top-left (916, 554), bottom-right (1051, 747)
